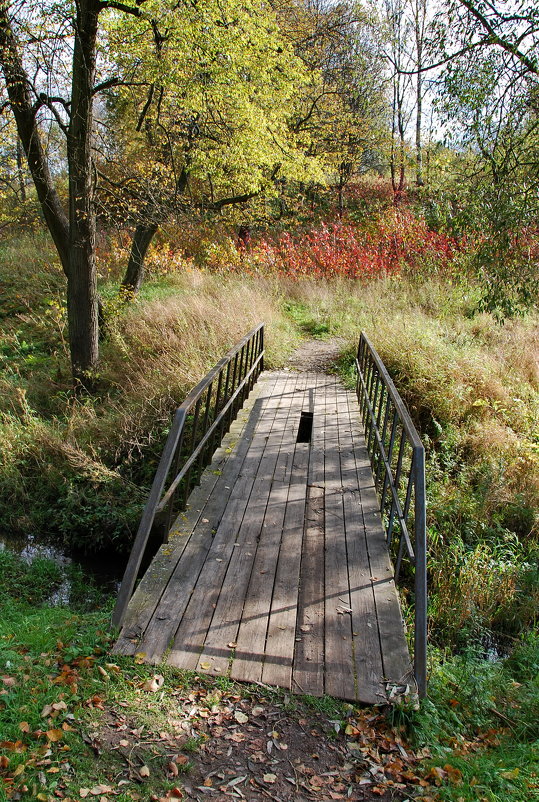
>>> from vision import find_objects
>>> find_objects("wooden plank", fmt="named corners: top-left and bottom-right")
top-left (113, 376), bottom-right (272, 656)
top-left (332, 384), bottom-right (386, 705)
top-left (261, 440), bottom-right (309, 689)
top-left (165, 372), bottom-right (298, 670)
top-left (229, 481), bottom-right (289, 683)
top-left (347, 394), bottom-right (414, 691)
top-left (342, 487), bottom-right (385, 705)
top-left (292, 372), bottom-right (324, 695)
top-left (230, 373), bottom-right (309, 684)
top-left (136, 373), bottom-right (289, 664)
top-left (292, 482), bottom-right (325, 696)
top-left (308, 372), bottom-right (326, 488)
top-left (196, 373), bottom-right (304, 677)
top-left (322, 377), bottom-right (356, 701)
top-left (358, 467), bottom-right (414, 688)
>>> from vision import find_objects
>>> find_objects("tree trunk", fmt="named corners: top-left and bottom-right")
top-left (0, 7), bottom-right (69, 272)
top-left (390, 83), bottom-right (397, 194)
top-left (16, 138), bottom-right (26, 202)
top-left (337, 178), bottom-right (344, 217)
top-left (414, 0), bottom-right (426, 187)
top-left (66, 0), bottom-right (100, 387)
top-left (122, 222), bottom-right (159, 294)
top-left (0, 2), bottom-right (100, 387)
top-left (415, 70), bottom-right (424, 186)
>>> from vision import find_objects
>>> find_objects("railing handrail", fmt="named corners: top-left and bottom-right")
top-left (355, 332), bottom-right (427, 698)
top-left (112, 324), bottom-right (265, 629)
top-left (174, 324), bottom-right (264, 415)
top-left (156, 353), bottom-right (263, 515)
top-left (358, 332), bottom-right (423, 449)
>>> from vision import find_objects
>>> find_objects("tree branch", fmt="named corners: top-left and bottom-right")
top-left (391, 37), bottom-right (495, 75)
top-left (211, 165), bottom-right (281, 210)
top-left (457, 0), bottom-right (539, 75)
top-left (0, 6), bottom-right (69, 272)
top-left (100, 1), bottom-right (143, 17)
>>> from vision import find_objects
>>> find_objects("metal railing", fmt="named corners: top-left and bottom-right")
top-left (112, 324), bottom-right (265, 629)
top-left (355, 332), bottom-right (427, 697)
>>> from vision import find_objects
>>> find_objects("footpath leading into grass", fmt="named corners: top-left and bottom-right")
top-left (285, 337), bottom-right (346, 373)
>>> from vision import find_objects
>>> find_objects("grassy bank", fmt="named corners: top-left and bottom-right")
top-left (0, 552), bottom-right (537, 802)
top-left (0, 233), bottom-right (298, 553)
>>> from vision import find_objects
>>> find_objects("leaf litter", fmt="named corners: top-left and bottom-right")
top-left (0, 642), bottom-right (459, 802)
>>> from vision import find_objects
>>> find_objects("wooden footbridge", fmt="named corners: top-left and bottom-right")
top-left (112, 326), bottom-right (427, 704)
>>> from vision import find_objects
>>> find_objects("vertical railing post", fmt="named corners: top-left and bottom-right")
top-left (413, 446), bottom-right (427, 698)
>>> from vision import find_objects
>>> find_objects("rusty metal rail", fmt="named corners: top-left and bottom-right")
top-left (112, 324), bottom-right (265, 629)
top-left (355, 332), bottom-right (427, 697)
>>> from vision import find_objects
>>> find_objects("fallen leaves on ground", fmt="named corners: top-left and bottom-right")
top-left (1, 646), bottom-right (512, 802)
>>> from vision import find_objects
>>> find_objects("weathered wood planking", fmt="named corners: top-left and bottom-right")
top-left (114, 370), bottom-right (414, 702)
top-left (113, 374), bottom-right (279, 658)
top-left (191, 372), bottom-right (301, 676)
top-left (164, 372), bottom-right (294, 670)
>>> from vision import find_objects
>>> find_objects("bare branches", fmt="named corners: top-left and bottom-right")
top-left (456, 0), bottom-right (539, 75)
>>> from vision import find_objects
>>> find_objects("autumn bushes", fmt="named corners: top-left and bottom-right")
top-left (243, 211), bottom-right (459, 279)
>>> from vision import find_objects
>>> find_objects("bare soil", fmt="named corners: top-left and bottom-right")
top-left (96, 682), bottom-right (427, 802)
top-left (286, 338), bottom-right (347, 373)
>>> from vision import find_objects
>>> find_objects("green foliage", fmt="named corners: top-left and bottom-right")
top-left (401, 639), bottom-right (539, 802)
top-left (101, 0), bottom-right (323, 227)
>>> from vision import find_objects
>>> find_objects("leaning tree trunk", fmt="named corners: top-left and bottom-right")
top-left (0, 6), bottom-right (70, 272)
top-left (122, 222), bottom-right (159, 295)
top-left (121, 168), bottom-right (191, 296)
top-left (66, 0), bottom-right (100, 387)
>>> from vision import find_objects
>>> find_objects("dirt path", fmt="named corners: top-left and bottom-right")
top-left (286, 337), bottom-right (347, 373)
top-left (97, 683), bottom-right (422, 802)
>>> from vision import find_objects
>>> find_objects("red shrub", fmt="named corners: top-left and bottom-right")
top-left (247, 210), bottom-right (459, 279)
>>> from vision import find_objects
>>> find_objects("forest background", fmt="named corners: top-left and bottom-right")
top-left (0, 0), bottom-right (538, 800)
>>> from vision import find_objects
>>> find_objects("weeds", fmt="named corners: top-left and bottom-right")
top-left (400, 638), bottom-right (539, 801)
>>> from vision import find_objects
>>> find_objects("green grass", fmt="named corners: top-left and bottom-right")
top-left (401, 638), bottom-right (539, 801)
top-left (0, 549), bottom-right (537, 802)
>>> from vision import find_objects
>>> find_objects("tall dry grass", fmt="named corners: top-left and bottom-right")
top-left (0, 258), bottom-right (297, 551)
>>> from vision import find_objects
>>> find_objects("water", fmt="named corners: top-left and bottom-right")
top-left (481, 632), bottom-right (512, 662)
top-left (0, 530), bottom-right (125, 605)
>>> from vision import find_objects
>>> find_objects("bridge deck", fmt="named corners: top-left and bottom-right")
top-left (114, 371), bottom-right (414, 704)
